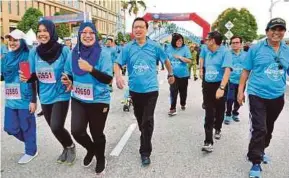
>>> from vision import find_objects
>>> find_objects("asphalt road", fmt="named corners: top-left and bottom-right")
top-left (1, 71), bottom-right (289, 178)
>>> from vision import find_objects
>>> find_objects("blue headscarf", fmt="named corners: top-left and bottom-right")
top-left (72, 22), bottom-right (101, 75)
top-left (36, 19), bottom-right (63, 64)
top-left (4, 39), bottom-right (29, 82)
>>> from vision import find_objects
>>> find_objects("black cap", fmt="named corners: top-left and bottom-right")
top-left (266, 18), bottom-right (286, 31)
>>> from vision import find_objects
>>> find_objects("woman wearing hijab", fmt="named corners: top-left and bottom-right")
top-left (62, 22), bottom-right (112, 175)
top-left (165, 33), bottom-right (192, 116)
top-left (1, 29), bottom-right (37, 164)
top-left (19, 20), bottom-right (75, 165)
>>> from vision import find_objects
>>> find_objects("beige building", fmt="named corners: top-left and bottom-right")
top-left (0, 0), bottom-right (124, 37)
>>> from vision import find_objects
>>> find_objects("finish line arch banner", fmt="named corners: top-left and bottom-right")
top-left (39, 12), bottom-right (91, 24)
top-left (143, 13), bottom-right (210, 39)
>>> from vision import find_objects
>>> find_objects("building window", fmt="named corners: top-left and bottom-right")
top-left (74, 0), bottom-right (80, 9)
top-left (67, 0), bottom-right (73, 7)
top-left (8, 0), bottom-right (11, 14)
top-left (0, 1), bottom-right (2, 12)
top-left (24, 0), bottom-right (27, 10)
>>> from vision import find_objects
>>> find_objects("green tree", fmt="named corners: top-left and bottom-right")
top-left (17, 8), bottom-right (43, 33)
top-left (116, 32), bottom-right (125, 44)
top-left (257, 34), bottom-right (266, 40)
top-left (127, 0), bottom-right (146, 17)
top-left (165, 23), bottom-right (177, 34)
top-left (212, 8), bottom-right (258, 42)
top-left (54, 12), bottom-right (70, 39)
top-left (124, 33), bottom-right (132, 42)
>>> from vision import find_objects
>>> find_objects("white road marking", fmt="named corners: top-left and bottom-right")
top-left (110, 123), bottom-right (137, 156)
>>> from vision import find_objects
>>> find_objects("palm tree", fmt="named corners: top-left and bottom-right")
top-left (121, 1), bottom-right (129, 33)
top-left (127, 0), bottom-right (147, 17)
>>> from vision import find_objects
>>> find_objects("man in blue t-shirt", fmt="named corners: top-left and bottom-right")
top-left (199, 40), bottom-right (208, 109)
top-left (224, 36), bottom-right (247, 125)
top-left (105, 38), bottom-right (117, 91)
top-left (199, 31), bottom-right (232, 152)
top-left (238, 18), bottom-right (289, 178)
top-left (114, 17), bottom-right (174, 166)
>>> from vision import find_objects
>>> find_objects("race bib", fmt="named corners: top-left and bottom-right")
top-left (37, 67), bottom-right (56, 83)
top-left (73, 82), bottom-right (93, 101)
top-left (5, 83), bottom-right (21, 100)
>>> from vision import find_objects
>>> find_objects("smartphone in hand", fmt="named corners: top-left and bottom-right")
top-left (19, 61), bottom-right (31, 79)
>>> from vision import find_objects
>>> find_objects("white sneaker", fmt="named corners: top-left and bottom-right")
top-left (201, 143), bottom-right (213, 152)
top-left (18, 152), bottom-right (38, 164)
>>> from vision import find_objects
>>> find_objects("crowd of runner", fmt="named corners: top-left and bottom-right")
top-left (1, 16), bottom-right (289, 178)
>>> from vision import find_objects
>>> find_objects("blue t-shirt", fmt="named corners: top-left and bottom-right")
top-left (200, 45), bottom-right (208, 60)
top-left (165, 45), bottom-right (192, 78)
top-left (1, 44), bottom-right (8, 58)
top-left (204, 46), bottom-right (232, 82)
top-left (1, 54), bottom-right (33, 109)
top-left (29, 47), bottom-right (71, 104)
top-left (64, 48), bottom-right (112, 104)
top-left (105, 46), bottom-right (117, 63)
top-left (230, 50), bottom-right (247, 84)
top-left (115, 38), bottom-right (168, 93)
top-left (243, 40), bottom-right (289, 99)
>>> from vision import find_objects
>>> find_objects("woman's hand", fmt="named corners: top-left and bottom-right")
top-left (78, 58), bottom-right (93, 72)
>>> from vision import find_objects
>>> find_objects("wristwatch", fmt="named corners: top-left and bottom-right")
top-left (167, 73), bottom-right (174, 79)
top-left (219, 85), bottom-right (225, 90)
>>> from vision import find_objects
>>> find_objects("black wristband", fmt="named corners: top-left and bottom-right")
top-left (167, 74), bottom-right (174, 79)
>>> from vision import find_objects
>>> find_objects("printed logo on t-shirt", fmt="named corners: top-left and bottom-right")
top-left (232, 63), bottom-right (243, 75)
top-left (133, 60), bottom-right (150, 76)
top-left (264, 63), bottom-right (284, 81)
top-left (171, 59), bottom-right (181, 66)
top-left (205, 65), bottom-right (219, 81)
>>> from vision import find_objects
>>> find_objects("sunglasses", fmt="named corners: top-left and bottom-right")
top-left (274, 57), bottom-right (283, 70)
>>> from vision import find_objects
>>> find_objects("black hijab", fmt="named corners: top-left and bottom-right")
top-left (36, 20), bottom-right (63, 64)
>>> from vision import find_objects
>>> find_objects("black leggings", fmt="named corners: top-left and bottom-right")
top-left (170, 76), bottom-right (189, 110)
top-left (71, 98), bottom-right (109, 159)
top-left (41, 100), bottom-right (73, 148)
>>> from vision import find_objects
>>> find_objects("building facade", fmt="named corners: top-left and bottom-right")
top-left (0, 0), bottom-right (125, 37)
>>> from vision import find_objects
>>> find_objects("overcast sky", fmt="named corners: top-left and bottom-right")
top-left (125, 0), bottom-right (289, 37)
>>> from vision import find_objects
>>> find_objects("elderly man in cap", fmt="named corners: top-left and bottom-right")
top-left (238, 17), bottom-right (289, 178)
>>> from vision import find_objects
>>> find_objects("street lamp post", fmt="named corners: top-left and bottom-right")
top-left (269, 0), bottom-right (289, 19)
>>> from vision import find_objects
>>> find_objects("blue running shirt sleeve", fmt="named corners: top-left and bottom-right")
top-left (157, 44), bottom-right (168, 63)
top-left (64, 52), bottom-right (73, 76)
top-left (99, 50), bottom-right (113, 76)
top-left (115, 46), bottom-right (128, 66)
top-left (29, 48), bottom-right (36, 73)
top-left (222, 50), bottom-right (233, 68)
top-left (184, 46), bottom-right (192, 59)
top-left (243, 48), bottom-right (254, 71)
top-left (200, 46), bottom-right (207, 59)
